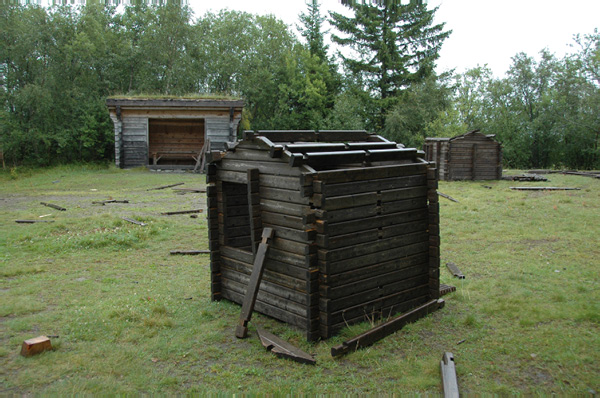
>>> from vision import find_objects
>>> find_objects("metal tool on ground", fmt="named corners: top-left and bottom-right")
top-left (235, 228), bottom-right (275, 339)
top-left (440, 352), bottom-right (459, 398)
top-left (331, 299), bottom-right (445, 357)
top-left (256, 328), bottom-right (316, 365)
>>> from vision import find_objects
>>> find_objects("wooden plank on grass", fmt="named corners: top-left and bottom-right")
top-left (170, 250), bottom-right (210, 255)
top-left (257, 328), bottom-right (316, 365)
top-left (437, 191), bottom-right (459, 203)
top-left (330, 299), bottom-right (445, 357)
top-left (446, 262), bottom-right (465, 279)
top-left (509, 186), bottom-right (580, 191)
top-left (147, 182), bottom-right (184, 191)
top-left (161, 209), bottom-right (203, 215)
top-left (122, 217), bottom-right (146, 226)
top-left (40, 202), bottom-right (66, 211)
top-left (92, 200), bottom-right (129, 205)
top-left (172, 188), bottom-right (206, 193)
top-left (15, 220), bottom-right (55, 223)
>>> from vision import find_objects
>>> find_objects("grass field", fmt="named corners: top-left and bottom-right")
top-left (1, 164), bottom-right (598, 394)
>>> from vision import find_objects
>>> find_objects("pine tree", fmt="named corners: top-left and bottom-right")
top-left (330, 2), bottom-right (450, 130)
top-left (298, 0), bottom-right (329, 62)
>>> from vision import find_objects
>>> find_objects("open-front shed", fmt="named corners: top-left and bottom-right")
top-left (106, 98), bottom-right (243, 170)
top-left (423, 130), bottom-right (502, 180)
top-left (207, 130), bottom-right (441, 341)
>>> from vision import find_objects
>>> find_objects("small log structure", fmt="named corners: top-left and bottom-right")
top-left (207, 130), bottom-right (441, 341)
top-left (106, 98), bottom-right (243, 170)
top-left (424, 130), bottom-right (502, 181)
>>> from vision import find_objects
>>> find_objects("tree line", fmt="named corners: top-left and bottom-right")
top-left (1, 2), bottom-right (598, 169)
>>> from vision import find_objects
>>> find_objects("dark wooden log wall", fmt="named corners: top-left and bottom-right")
top-left (448, 135), bottom-right (501, 180)
top-left (208, 143), bottom-right (320, 340)
top-left (313, 161), bottom-right (435, 338)
top-left (424, 141), bottom-right (449, 181)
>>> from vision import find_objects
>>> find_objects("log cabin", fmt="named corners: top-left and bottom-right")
top-left (207, 130), bottom-right (441, 340)
top-left (423, 130), bottom-right (502, 180)
top-left (106, 97), bottom-right (243, 170)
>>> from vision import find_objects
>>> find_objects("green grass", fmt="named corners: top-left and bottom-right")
top-left (1, 165), bottom-right (599, 394)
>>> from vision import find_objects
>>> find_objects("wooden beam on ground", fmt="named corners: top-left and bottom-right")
top-left (437, 191), bottom-right (459, 203)
top-left (235, 228), bottom-right (275, 339)
top-left (440, 352), bottom-right (459, 398)
top-left (21, 336), bottom-right (52, 357)
top-left (169, 250), bottom-right (210, 255)
top-left (256, 328), bottom-right (316, 365)
top-left (122, 217), bottom-right (146, 226)
top-left (161, 209), bottom-right (203, 215)
top-left (446, 262), bottom-right (465, 279)
top-left (171, 188), bottom-right (206, 193)
top-left (330, 299), bottom-right (445, 357)
top-left (40, 202), bottom-right (66, 211)
top-left (16, 220), bottom-right (55, 224)
top-left (439, 284), bottom-right (456, 296)
top-left (509, 187), bottom-right (580, 191)
top-left (146, 182), bottom-right (184, 191)
top-left (92, 200), bottom-right (129, 205)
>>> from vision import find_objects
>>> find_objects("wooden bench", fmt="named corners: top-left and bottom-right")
top-left (151, 151), bottom-right (200, 165)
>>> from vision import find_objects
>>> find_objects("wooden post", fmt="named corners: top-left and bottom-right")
top-left (427, 165), bottom-right (440, 300)
top-left (441, 352), bottom-right (459, 398)
top-left (207, 184), bottom-right (221, 301)
top-left (247, 168), bottom-right (262, 255)
top-left (235, 228), bottom-right (275, 339)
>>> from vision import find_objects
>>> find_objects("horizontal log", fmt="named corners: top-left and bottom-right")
top-left (313, 192), bottom-right (378, 210)
top-left (321, 263), bottom-right (429, 300)
top-left (314, 162), bottom-right (428, 185)
top-left (218, 158), bottom-right (302, 177)
top-left (320, 252), bottom-right (430, 287)
top-left (321, 241), bottom-right (430, 275)
top-left (314, 174), bottom-right (426, 196)
top-left (319, 231), bottom-right (429, 263)
top-left (380, 197), bottom-right (427, 214)
top-left (314, 205), bottom-right (378, 224)
top-left (320, 274), bottom-right (430, 313)
top-left (221, 287), bottom-right (306, 329)
top-left (220, 267), bottom-right (309, 310)
top-left (317, 208), bottom-right (428, 237)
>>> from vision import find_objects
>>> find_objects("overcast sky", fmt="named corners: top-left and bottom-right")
top-left (187, 0), bottom-right (600, 77)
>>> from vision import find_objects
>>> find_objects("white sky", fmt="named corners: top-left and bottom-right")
top-left (187, 0), bottom-right (600, 77)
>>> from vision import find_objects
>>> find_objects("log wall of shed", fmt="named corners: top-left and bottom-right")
top-left (313, 162), bottom-right (433, 338)
top-left (208, 145), bottom-right (318, 339)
